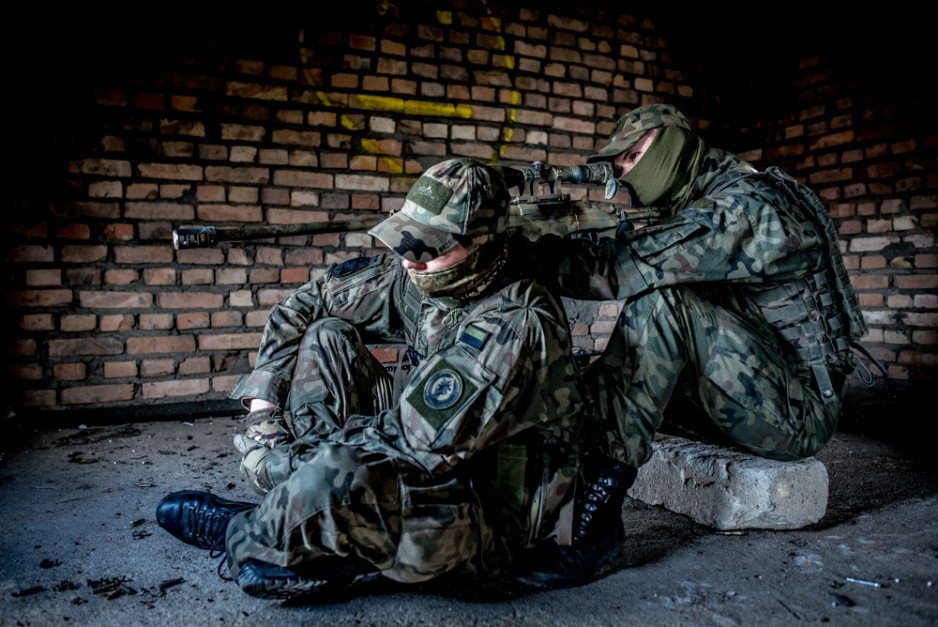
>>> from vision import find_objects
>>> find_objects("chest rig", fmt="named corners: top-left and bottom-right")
top-left (744, 168), bottom-right (868, 401)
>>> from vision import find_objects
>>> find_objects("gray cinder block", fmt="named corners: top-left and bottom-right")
top-left (627, 436), bottom-right (829, 530)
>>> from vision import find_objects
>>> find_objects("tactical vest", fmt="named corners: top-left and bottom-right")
top-left (745, 167), bottom-right (868, 401)
top-left (395, 278), bottom-right (576, 549)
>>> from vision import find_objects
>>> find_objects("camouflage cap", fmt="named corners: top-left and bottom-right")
top-left (588, 103), bottom-right (693, 163)
top-left (369, 158), bottom-right (510, 263)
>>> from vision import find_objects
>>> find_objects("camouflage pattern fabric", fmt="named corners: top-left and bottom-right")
top-left (368, 158), bottom-right (510, 263)
top-left (588, 103), bottom-right (692, 163)
top-left (226, 252), bottom-right (584, 583)
top-left (528, 139), bottom-right (858, 467)
top-left (582, 287), bottom-right (848, 466)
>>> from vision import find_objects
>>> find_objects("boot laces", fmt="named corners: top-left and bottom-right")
top-left (183, 502), bottom-right (228, 552)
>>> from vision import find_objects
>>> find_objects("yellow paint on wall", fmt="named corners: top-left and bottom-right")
top-left (436, 11), bottom-right (452, 25)
top-left (494, 55), bottom-right (516, 70)
top-left (340, 114), bottom-right (359, 130)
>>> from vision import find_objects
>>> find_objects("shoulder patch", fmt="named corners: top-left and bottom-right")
top-left (331, 256), bottom-right (381, 279)
top-left (406, 358), bottom-right (479, 430)
top-left (459, 323), bottom-right (490, 352)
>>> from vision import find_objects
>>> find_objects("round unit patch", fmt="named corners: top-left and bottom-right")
top-left (423, 370), bottom-right (463, 410)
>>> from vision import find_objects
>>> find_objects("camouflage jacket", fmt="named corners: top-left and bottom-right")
top-left (231, 252), bottom-right (585, 547)
top-left (531, 148), bottom-right (864, 368)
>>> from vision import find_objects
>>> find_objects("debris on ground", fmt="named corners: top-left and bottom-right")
top-left (11, 586), bottom-right (46, 597)
top-left (40, 558), bottom-right (61, 568)
top-left (88, 577), bottom-right (137, 600)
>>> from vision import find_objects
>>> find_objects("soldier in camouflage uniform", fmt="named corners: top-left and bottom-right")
top-left (157, 158), bottom-right (586, 599)
top-left (517, 103), bottom-right (868, 586)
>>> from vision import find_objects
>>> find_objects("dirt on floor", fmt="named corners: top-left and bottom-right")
top-left (0, 416), bottom-right (936, 626)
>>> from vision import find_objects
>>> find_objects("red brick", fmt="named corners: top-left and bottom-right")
top-left (216, 268), bottom-right (249, 284)
top-left (10, 290), bottom-right (73, 307)
top-left (177, 312), bottom-right (210, 330)
top-left (212, 375), bottom-right (242, 393)
top-left (102, 223), bottom-right (134, 241)
top-left (54, 363), bottom-right (87, 381)
top-left (221, 123), bottom-right (266, 141)
top-left (225, 81), bottom-right (287, 101)
top-left (62, 383), bottom-right (135, 405)
top-left (273, 170), bottom-right (333, 188)
top-left (280, 267), bottom-right (310, 284)
top-left (25, 269), bottom-right (61, 286)
top-left (56, 224), bottom-right (92, 239)
top-left (11, 364), bottom-right (43, 381)
top-left (887, 294), bottom-right (913, 308)
top-left (199, 333), bottom-right (262, 350)
top-left (114, 246), bottom-right (174, 264)
top-left (143, 268), bottom-right (176, 286)
top-left (21, 390), bottom-right (56, 407)
top-left (79, 291), bottom-right (153, 308)
top-left (141, 359), bottom-right (175, 377)
top-left (126, 335), bottom-right (196, 355)
top-left (230, 290), bottom-right (254, 307)
top-left (12, 339), bottom-right (36, 357)
top-left (20, 314), bottom-right (54, 331)
top-left (335, 174), bottom-right (389, 192)
top-left (250, 268), bottom-right (280, 283)
top-left (204, 166), bottom-right (269, 184)
top-left (158, 292), bottom-right (223, 309)
top-left (896, 275), bottom-right (938, 290)
top-left (100, 314), bottom-right (135, 332)
top-left (349, 35), bottom-right (376, 51)
top-left (142, 378), bottom-right (210, 399)
top-left (4, 246), bottom-right (54, 263)
top-left (61, 245), bottom-right (107, 263)
top-left (52, 201), bottom-right (120, 219)
top-left (272, 130), bottom-right (321, 147)
top-left (808, 169), bottom-right (853, 184)
top-left (178, 357), bottom-right (211, 375)
top-left (49, 337), bottom-right (124, 357)
top-left (808, 131), bottom-right (854, 150)
top-left (850, 274), bottom-right (889, 290)
top-left (127, 183), bottom-right (159, 199)
top-left (175, 249), bottom-right (225, 265)
top-left (68, 158), bottom-right (132, 177)
top-left (137, 163), bottom-right (202, 181)
top-left (140, 313), bottom-right (174, 330)
top-left (211, 311), bottom-right (243, 327)
top-left (61, 314), bottom-right (97, 332)
top-left (903, 312), bottom-right (938, 327)
top-left (258, 289), bottom-right (293, 306)
top-left (849, 236), bottom-right (900, 252)
top-left (245, 310), bottom-right (269, 327)
top-left (182, 268), bottom-right (213, 285)
top-left (104, 269), bottom-right (139, 285)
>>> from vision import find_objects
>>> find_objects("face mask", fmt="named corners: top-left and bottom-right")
top-left (407, 235), bottom-right (507, 299)
top-left (619, 126), bottom-right (705, 214)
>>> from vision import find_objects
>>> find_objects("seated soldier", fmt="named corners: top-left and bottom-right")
top-left (516, 103), bottom-right (869, 587)
top-left (156, 158), bottom-right (587, 599)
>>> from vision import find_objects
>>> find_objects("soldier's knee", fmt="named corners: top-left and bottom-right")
top-left (305, 317), bottom-right (356, 342)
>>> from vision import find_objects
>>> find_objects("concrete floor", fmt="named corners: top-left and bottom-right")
top-left (1, 417), bottom-right (936, 626)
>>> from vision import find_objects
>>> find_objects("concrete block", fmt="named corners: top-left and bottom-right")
top-left (627, 436), bottom-right (828, 530)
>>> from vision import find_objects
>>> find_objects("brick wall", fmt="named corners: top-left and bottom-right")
top-left (733, 55), bottom-right (937, 384)
top-left (3, 6), bottom-right (934, 415)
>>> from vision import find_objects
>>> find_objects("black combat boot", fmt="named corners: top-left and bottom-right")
top-left (514, 458), bottom-right (637, 589)
top-left (237, 557), bottom-right (381, 601)
top-left (156, 490), bottom-right (254, 553)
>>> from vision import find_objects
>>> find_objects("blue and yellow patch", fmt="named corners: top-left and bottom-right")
top-left (459, 323), bottom-right (490, 352)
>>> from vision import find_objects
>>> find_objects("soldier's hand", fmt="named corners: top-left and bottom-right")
top-left (233, 434), bottom-right (272, 495)
top-left (240, 407), bottom-right (291, 449)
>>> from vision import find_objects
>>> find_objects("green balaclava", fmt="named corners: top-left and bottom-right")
top-left (618, 126), bottom-right (706, 214)
top-left (587, 104), bottom-right (707, 215)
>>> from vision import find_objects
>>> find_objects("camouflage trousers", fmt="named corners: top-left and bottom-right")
top-left (226, 318), bottom-right (485, 584)
top-left (585, 287), bottom-right (846, 468)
